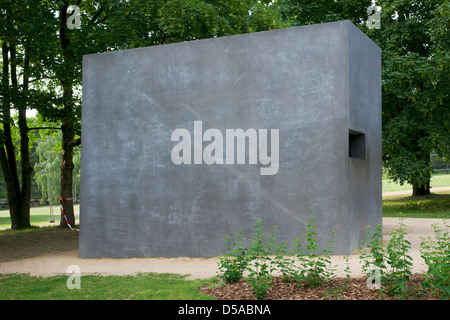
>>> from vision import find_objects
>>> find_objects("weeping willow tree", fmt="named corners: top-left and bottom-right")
top-left (34, 133), bottom-right (80, 205)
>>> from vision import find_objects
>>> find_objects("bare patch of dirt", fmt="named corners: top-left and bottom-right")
top-left (0, 226), bottom-right (78, 262)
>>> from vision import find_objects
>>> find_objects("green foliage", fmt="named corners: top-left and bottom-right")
top-left (420, 221), bottom-right (450, 299)
top-left (359, 224), bottom-right (387, 281)
top-left (278, 0), bottom-right (372, 26)
top-left (245, 219), bottom-right (276, 299)
top-left (217, 229), bottom-right (248, 283)
top-left (218, 211), bottom-right (337, 299)
top-left (293, 211), bottom-right (336, 287)
top-left (273, 238), bottom-right (296, 283)
top-left (367, 0), bottom-right (450, 192)
top-left (33, 133), bottom-right (81, 203)
top-left (385, 220), bottom-right (413, 297)
top-left (359, 220), bottom-right (440, 298)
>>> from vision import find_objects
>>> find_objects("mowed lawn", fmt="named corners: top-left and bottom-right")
top-left (0, 204), bottom-right (79, 229)
top-left (382, 172), bottom-right (450, 193)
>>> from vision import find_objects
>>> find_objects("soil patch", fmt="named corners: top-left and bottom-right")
top-left (200, 275), bottom-right (441, 300)
top-left (0, 227), bottom-right (78, 262)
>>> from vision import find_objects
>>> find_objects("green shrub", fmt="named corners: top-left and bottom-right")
top-left (420, 221), bottom-right (450, 299)
top-left (245, 219), bottom-right (276, 299)
top-left (217, 229), bottom-right (248, 283)
top-left (218, 211), bottom-right (337, 298)
top-left (272, 238), bottom-right (296, 283)
top-left (360, 220), bottom-right (420, 298)
top-left (385, 219), bottom-right (413, 297)
top-left (293, 211), bottom-right (336, 287)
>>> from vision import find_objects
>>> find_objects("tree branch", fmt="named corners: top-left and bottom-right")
top-left (28, 127), bottom-right (61, 131)
top-left (89, 6), bottom-right (104, 26)
top-left (28, 76), bottom-right (58, 84)
top-left (69, 137), bottom-right (81, 147)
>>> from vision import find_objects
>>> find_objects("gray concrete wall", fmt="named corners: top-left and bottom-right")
top-left (79, 20), bottom-right (381, 258)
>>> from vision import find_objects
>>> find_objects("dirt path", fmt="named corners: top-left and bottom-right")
top-left (0, 217), bottom-right (447, 280)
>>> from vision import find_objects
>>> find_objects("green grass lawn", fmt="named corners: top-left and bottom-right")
top-left (382, 192), bottom-right (450, 219)
top-left (0, 204), bottom-right (79, 229)
top-left (382, 172), bottom-right (450, 193)
top-left (382, 173), bottom-right (450, 219)
top-left (0, 273), bottom-right (214, 300)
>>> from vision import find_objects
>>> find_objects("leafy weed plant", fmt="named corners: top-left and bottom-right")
top-left (385, 219), bottom-right (413, 297)
top-left (293, 212), bottom-right (336, 288)
top-left (218, 211), bottom-right (337, 298)
top-left (219, 215), bottom-right (450, 300)
top-left (360, 220), bottom-right (418, 298)
top-left (217, 229), bottom-right (248, 283)
top-left (245, 219), bottom-right (276, 299)
top-left (420, 220), bottom-right (450, 299)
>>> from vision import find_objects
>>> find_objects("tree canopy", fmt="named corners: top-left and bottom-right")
top-left (368, 0), bottom-right (449, 195)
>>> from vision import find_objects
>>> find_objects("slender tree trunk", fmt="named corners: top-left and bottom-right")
top-left (413, 180), bottom-right (430, 196)
top-left (17, 47), bottom-right (32, 228)
top-left (0, 42), bottom-right (32, 229)
top-left (59, 2), bottom-right (76, 228)
top-left (0, 147), bottom-right (20, 229)
top-left (60, 99), bottom-right (76, 228)
top-left (0, 42), bottom-right (19, 229)
top-left (412, 136), bottom-right (431, 196)
top-left (1, 43), bottom-right (20, 200)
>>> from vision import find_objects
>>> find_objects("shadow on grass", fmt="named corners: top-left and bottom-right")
top-left (0, 226), bottom-right (79, 263)
top-left (382, 193), bottom-right (450, 218)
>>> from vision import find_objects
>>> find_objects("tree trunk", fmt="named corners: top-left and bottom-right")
top-left (411, 128), bottom-right (432, 197)
top-left (413, 180), bottom-right (430, 196)
top-left (58, 2), bottom-right (76, 229)
top-left (17, 47), bottom-right (32, 228)
top-left (0, 42), bottom-right (32, 229)
top-left (60, 118), bottom-right (76, 228)
top-left (0, 42), bottom-right (20, 229)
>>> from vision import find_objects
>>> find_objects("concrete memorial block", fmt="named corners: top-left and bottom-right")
top-left (79, 20), bottom-right (381, 258)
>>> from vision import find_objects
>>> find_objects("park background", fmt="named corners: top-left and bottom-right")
top-left (0, 0), bottom-right (448, 301)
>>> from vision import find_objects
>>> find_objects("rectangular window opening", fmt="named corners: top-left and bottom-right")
top-left (349, 129), bottom-right (365, 160)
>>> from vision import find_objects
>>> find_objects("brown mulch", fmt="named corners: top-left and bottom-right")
top-left (200, 274), bottom-right (444, 300)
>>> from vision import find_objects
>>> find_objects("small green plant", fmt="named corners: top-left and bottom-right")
top-left (294, 211), bottom-right (336, 288)
top-left (420, 221), bottom-right (450, 299)
top-left (324, 256), bottom-right (352, 300)
top-left (217, 229), bottom-right (248, 283)
top-left (360, 220), bottom-right (418, 298)
top-left (218, 211), bottom-right (342, 299)
top-left (385, 219), bottom-right (413, 297)
top-left (359, 223), bottom-right (386, 284)
top-left (272, 238), bottom-right (296, 283)
top-left (245, 219), bottom-right (275, 299)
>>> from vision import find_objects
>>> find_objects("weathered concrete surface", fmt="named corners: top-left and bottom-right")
top-left (80, 20), bottom-right (381, 258)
